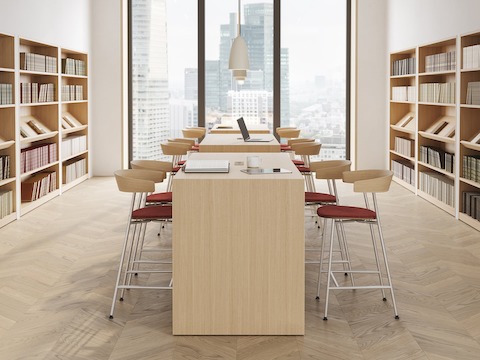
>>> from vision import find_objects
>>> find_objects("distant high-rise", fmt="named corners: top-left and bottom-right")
top-left (131, 0), bottom-right (170, 160)
top-left (184, 68), bottom-right (198, 100)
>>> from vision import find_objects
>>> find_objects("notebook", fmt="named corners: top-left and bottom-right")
top-left (237, 117), bottom-right (273, 142)
top-left (183, 160), bottom-right (230, 173)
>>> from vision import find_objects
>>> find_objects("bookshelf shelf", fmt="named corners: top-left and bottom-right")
top-left (390, 124), bottom-right (415, 135)
top-left (61, 74), bottom-right (87, 79)
top-left (419, 70), bottom-right (456, 76)
top-left (20, 131), bottom-right (58, 144)
top-left (418, 131), bottom-right (455, 144)
top-left (0, 140), bottom-right (14, 150)
top-left (62, 150), bottom-right (88, 162)
top-left (460, 104), bottom-right (480, 109)
top-left (19, 70), bottom-right (58, 76)
top-left (0, 104), bottom-right (14, 109)
top-left (62, 100), bottom-right (88, 104)
top-left (417, 190), bottom-right (456, 216)
top-left (392, 176), bottom-right (416, 192)
top-left (62, 124), bottom-right (87, 135)
top-left (62, 173), bottom-right (88, 192)
top-left (19, 102), bottom-right (58, 107)
top-left (418, 161), bottom-right (455, 178)
top-left (458, 212), bottom-right (480, 231)
top-left (460, 140), bottom-right (480, 152)
top-left (460, 177), bottom-right (480, 189)
top-left (0, 212), bottom-right (17, 229)
top-left (418, 102), bottom-right (455, 107)
top-left (0, 67), bottom-right (14, 73)
top-left (0, 177), bottom-right (15, 187)
top-left (20, 189), bottom-right (60, 216)
top-left (389, 150), bottom-right (415, 162)
top-left (20, 161), bottom-right (59, 178)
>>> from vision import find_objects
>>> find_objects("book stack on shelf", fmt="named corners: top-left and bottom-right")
top-left (462, 155), bottom-right (480, 182)
top-left (392, 57), bottom-right (416, 75)
top-left (62, 58), bottom-right (86, 76)
top-left (394, 136), bottom-right (414, 157)
top-left (391, 160), bottom-right (415, 186)
top-left (466, 82), bottom-right (480, 105)
top-left (463, 44), bottom-right (480, 69)
top-left (0, 190), bottom-right (13, 219)
top-left (0, 84), bottom-right (13, 104)
top-left (20, 52), bottom-right (57, 73)
top-left (462, 191), bottom-right (480, 220)
top-left (420, 145), bottom-right (455, 173)
top-left (419, 82), bottom-right (455, 103)
top-left (63, 158), bottom-right (86, 184)
top-left (61, 85), bottom-right (83, 101)
top-left (392, 86), bottom-right (416, 101)
top-left (21, 171), bottom-right (56, 202)
top-left (61, 135), bottom-right (87, 159)
top-left (20, 82), bottom-right (55, 103)
top-left (20, 143), bottom-right (57, 174)
top-left (419, 172), bottom-right (455, 206)
top-left (0, 155), bottom-right (10, 179)
top-left (425, 51), bottom-right (456, 72)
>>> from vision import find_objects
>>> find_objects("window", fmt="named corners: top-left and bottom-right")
top-left (129, 0), bottom-right (348, 161)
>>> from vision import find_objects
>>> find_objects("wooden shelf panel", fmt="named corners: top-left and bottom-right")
top-left (62, 174), bottom-right (88, 192)
top-left (418, 101), bottom-right (455, 107)
top-left (389, 150), bottom-right (415, 162)
top-left (460, 104), bottom-right (480, 109)
top-left (61, 100), bottom-right (88, 104)
top-left (390, 100), bottom-right (415, 104)
top-left (20, 161), bottom-right (59, 179)
top-left (417, 190), bottom-right (455, 216)
top-left (0, 177), bottom-right (15, 187)
top-left (0, 140), bottom-right (15, 150)
top-left (0, 67), bottom-right (14, 72)
top-left (458, 212), bottom-right (480, 231)
top-left (62, 124), bottom-right (87, 135)
top-left (390, 74), bottom-right (416, 79)
top-left (19, 102), bottom-right (58, 107)
top-left (62, 150), bottom-right (88, 162)
top-left (20, 189), bottom-right (60, 216)
top-left (418, 161), bottom-right (455, 178)
top-left (419, 70), bottom-right (456, 76)
top-left (459, 177), bottom-right (480, 189)
top-left (392, 176), bottom-right (416, 193)
top-left (461, 67), bottom-right (480, 73)
top-left (19, 70), bottom-right (58, 76)
top-left (0, 104), bottom-right (14, 109)
top-left (418, 131), bottom-right (455, 144)
top-left (20, 131), bottom-right (58, 144)
top-left (390, 124), bottom-right (415, 135)
top-left (460, 140), bottom-right (480, 152)
top-left (0, 212), bottom-right (17, 229)
top-left (61, 74), bottom-right (87, 79)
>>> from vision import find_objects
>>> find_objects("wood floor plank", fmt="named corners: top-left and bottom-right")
top-left (0, 177), bottom-right (479, 359)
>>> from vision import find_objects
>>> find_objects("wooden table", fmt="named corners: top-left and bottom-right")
top-left (199, 133), bottom-right (280, 153)
top-left (210, 123), bottom-right (270, 134)
top-left (172, 152), bottom-right (305, 335)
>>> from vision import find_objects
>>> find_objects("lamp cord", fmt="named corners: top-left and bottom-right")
top-left (237, 0), bottom-right (241, 36)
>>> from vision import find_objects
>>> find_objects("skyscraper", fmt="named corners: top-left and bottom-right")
top-left (131, 0), bottom-right (170, 160)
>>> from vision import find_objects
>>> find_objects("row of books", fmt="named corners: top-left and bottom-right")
top-left (394, 136), bottom-right (414, 157)
top-left (21, 171), bottom-right (57, 202)
top-left (0, 83), bottom-right (13, 105)
top-left (419, 171), bottom-right (455, 207)
top-left (20, 82), bottom-right (55, 103)
top-left (62, 135), bottom-right (87, 160)
top-left (61, 85), bottom-right (84, 101)
top-left (0, 155), bottom-right (11, 180)
top-left (20, 143), bottom-right (57, 174)
top-left (391, 86), bottom-right (416, 102)
top-left (391, 160), bottom-right (415, 186)
top-left (419, 82), bottom-right (455, 104)
top-left (392, 57), bottom-right (416, 76)
top-left (20, 52), bottom-right (57, 73)
top-left (462, 191), bottom-right (480, 220)
top-left (462, 155), bottom-right (480, 183)
top-left (466, 81), bottom-right (480, 105)
top-left (425, 51), bottom-right (456, 72)
top-left (62, 58), bottom-right (86, 76)
top-left (63, 158), bottom-right (87, 184)
top-left (419, 145), bottom-right (455, 173)
top-left (463, 44), bottom-right (480, 70)
top-left (0, 190), bottom-right (13, 219)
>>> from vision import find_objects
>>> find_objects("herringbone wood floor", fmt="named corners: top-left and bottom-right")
top-left (0, 177), bottom-right (480, 359)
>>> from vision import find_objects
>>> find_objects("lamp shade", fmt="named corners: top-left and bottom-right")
top-left (228, 36), bottom-right (249, 70)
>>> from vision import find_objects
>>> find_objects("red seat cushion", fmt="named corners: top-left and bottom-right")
top-left (191, 145), bottom-right (200, 151)
top-left (132, 205), bottom-right (173, 220)
top-left (172, 166), bottom-right (182, 173)
top-left (317, 205), bottom-right (376, 220)
top-left (292, 159), bottom-right (304, 165)
top-left (146, 192), bottom-right (172, 203)
top-left (305, 192), bottom-right (336, 204)
top-left (178, 160), bottom-right (186, 165)
top-left (296, 166), bottom-right (311, 173)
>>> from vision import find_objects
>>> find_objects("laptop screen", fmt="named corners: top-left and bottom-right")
top-left (236, 117), bottom-right (250, 140)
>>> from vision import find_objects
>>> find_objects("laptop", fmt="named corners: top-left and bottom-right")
top-left (237, 117), bottom-right (273, 142)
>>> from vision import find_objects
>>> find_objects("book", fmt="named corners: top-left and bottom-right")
top-left (62, 112), bottom-right (83, 127)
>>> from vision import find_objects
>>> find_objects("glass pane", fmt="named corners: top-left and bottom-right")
top-left (281, 0), bottom-right (346, 160)
top-left (205, 0), bottom-right (274, 130)
top-left (131, 0), bottom-right (197, 160)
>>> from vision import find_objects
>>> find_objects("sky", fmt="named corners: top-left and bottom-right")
top-left (165, 0), bottom-right (346, 91)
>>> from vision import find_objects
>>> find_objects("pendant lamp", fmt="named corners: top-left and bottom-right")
top-left (228, 0), bottom-right (249, 82)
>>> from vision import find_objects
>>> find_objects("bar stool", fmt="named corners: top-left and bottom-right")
top-left (109, 169), bottom-right (173, 319)
top-left (291, 141), bottom-right (322, 192)
top-left (288, 138), bottom-right (315, 165)
top-left (182, 127), bottom-right (206, 151)
top-left (316, 170), bottom-right (399, 320)
top-left (131, 160), bottom-right (173, 204)
top-left (276, 128), bottom-right (301, 152)
top-left (160, 142), bottom-right (189, 191)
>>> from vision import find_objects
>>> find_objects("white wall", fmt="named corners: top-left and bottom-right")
top-left (355, 0), bottom-right (388, 169)
top-left (0, 0), bottom-right (90, 51)
top-left (90, 0), bottom-right (124, 176)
